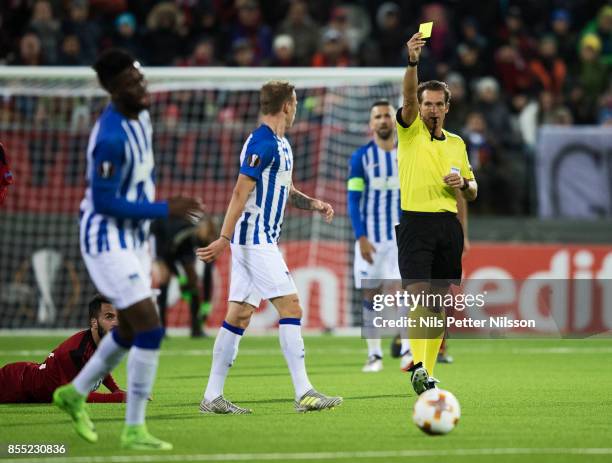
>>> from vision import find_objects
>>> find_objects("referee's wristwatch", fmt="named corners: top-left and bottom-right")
top-left (460, 178), bottom-right (470, 191)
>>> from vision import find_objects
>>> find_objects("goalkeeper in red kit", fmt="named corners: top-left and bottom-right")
top-left (0, 294), bottom-right (125, 403)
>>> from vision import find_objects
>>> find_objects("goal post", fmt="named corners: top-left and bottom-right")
top-left (0, 67), bottom-right (404, 330)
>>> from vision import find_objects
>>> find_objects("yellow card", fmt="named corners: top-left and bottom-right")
top-left (419, 21), bottom-right (433, 38)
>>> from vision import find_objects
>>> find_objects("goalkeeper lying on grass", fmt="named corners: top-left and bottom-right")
top-left (0, 294), bottom-right (126, 403)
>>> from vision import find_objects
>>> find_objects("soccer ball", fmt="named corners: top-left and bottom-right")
top-left (412, 389), bottom-right (461, 435)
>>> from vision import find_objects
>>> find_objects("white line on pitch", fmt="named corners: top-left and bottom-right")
top-left (3, 448), bottom-right (612, 463)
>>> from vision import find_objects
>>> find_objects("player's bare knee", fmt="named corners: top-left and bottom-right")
top-left (236, 315), bottom-right (251, 329)
top-left (235, 309), bottom-right (254, 329)
top-left (271, 294), bottom-right (302, 319)
top-left (226, 302), bottom-right (254, 329)
top-left (280, 304), bottom-right (302, 319)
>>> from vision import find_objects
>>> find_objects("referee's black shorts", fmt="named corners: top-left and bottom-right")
top-left (395, 211), bottom-right (464, 286)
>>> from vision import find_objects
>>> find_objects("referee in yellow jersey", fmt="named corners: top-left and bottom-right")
top-left (396, 32), bottom-right (478, 395)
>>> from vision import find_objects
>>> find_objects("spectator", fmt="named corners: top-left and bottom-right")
top-left (473, 77), bottom-right (520, 149)
top-left (57, 34), bottom-right (84, 65)
top-left (529, 35), bottom-right (567, 98)
top-left (454, 43), bottom-right (486, 94)
top-left (228, 0), bottom-right (272, 65)
top-left (187, 4), bottom-right (221, 56)
top-left (580, 5), bottom-right (612, 66)
top-left (443, 72), bottom-right (471, 135)
top-left (10, 32), bottom-right (44, 65)
top-left (374, 2), bottom-right (405, 66)
top-left (269, 34), bottom-right (297, 66)
top-left (517, 90), bottom-right (572, 148)
top-left (420, 3), bottom-right (455, 65)
top-left (457, 16), bottom-right (490, 75)
top-left (494, 44), bottom-right (533, 97)
top-left (276, 0), bottom-right (319, 66)
top-left (463, 112), bottom-right (495, 171)
top-left (62, 3), bottom-right (100, 65)
top-left (229, 38), bottom-right (256, 67)
top-left (550, 9), bottom-right (577, 68)
top-left (497, 6), bottom-right (536, 60)
top-left (179, 37), bottom-right (219, 66)
top-left (311, 29), bottom-right (351, 67)
top-left (322, 5), bottom-right (369, 56)
top-left (462, 111), bottom-right (518, 215)
top-left (568, 34), bottom-right (610, 124)
top-left (144, 2), bottom-right (186, 65)
top-left (112, 12), bottom-right (144, 62)
top-left (459, 16), bottom-right (488, 56)
top-left (462, 111), bottom-right (497, 214)
top-left (28, 0), bottom-right (60, 64)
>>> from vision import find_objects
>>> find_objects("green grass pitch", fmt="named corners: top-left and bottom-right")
top-left (1, 335), bottom-right (612, 463)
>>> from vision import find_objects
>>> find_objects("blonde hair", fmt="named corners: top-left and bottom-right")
top-left (260, 80), bottom-right (295, 115)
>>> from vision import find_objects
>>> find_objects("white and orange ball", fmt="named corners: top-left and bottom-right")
top-left (412, 389), bottom-right (461, 435)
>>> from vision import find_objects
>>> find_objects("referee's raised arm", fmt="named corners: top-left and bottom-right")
top-left (401, 32), bottom-right (426, 126)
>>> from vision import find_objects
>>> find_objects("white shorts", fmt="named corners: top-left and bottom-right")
top-left (228, 244), bottom-right (298, 307)
top-left (354, 240), bottom-right (401, 289)
top-left (81, 246), bottom-right (153, 309)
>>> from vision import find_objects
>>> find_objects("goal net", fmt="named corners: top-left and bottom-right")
top-left (0, 67), bottom-right (403, 330)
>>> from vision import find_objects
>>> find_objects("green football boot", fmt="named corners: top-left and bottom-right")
top-left (120, 424), bottom-right (173, 451)
top-left (53, 384), bottom-right (98, 443)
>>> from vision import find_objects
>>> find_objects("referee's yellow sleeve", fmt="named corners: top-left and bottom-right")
top-left (396, 107), bottom-right (420, 141)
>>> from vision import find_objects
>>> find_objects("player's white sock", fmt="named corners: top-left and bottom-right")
top-left (126, 347), bottom-right (160, 425)
top-left (124, 327), bottom-right (165, 425)
top-left (203, 321), bottom-right (243, 402)
top-left (73, 329), bottom-right (130, 396)
top-left (278, 318), bottom-right (313, 399)
top-left (366, 338), bottom-right (383, 358)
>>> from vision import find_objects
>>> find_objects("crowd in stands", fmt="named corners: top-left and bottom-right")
top-left (0, 0), bottom-right (610, 215)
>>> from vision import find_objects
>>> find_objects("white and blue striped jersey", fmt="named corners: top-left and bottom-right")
top-left (232, 124), bottom-right (293, 246)
top-left (347, 140), bottom-right (401, 243)
top-left (79, 104), bottom-right (166, 256)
